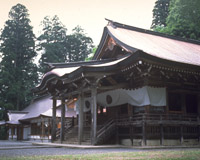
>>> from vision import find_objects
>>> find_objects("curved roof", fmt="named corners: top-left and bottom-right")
top-left (19, 96), bottom-right (56, 121)
top-left (6, 111), bottom-right (28, 125)
top-left (5, 96), bottom-right (76, 124)
top-left (34, 20), bottom-right (200, 94)
top-left (34, 56), bottom-right (127, 93)
top-left (94, 20), bottom-right (200, 66)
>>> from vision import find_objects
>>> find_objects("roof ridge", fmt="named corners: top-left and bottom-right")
top-left (105, 18), bottom-right (200, 45)
top-left (8, 110), bottom-right (28, 114)
top-left (45, 58), bottom-right (118, 69)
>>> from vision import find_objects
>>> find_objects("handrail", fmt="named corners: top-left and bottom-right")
top-left (97, 120), bottom-right (115, 138)
top-left (116, 113), bottom-right (200, 125)
top-left (97, 118), bottom-right (115, 136)
top-left (56, 118), bottom-right (73, 139)
top-left (96, 118), bottom-right (116, 144)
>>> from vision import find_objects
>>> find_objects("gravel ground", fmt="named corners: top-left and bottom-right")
top-left (0, 140), bottom-right (142, 157)
top-left (0, 140), bottom-right (200, 158)
top-left (0, 147), bottom-right (145, 157)
top-left (0, 140), bottom-right (33, 147)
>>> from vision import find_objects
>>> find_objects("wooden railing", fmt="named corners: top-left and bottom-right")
top-left (96, 118), bottom-right (116, 144)
top-left (56, 118), bottom-right (73, 139)
top-left (116, 113), bottom-right (200, 126)
top-left (55, 113), bottom-right (200, 145)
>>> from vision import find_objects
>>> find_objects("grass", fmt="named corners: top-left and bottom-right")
top-left (1, 149), bottom-right (200, 160)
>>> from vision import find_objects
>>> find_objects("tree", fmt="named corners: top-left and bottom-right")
top-left (38, 17), bottom-right (94, 74)
top-left (37, 16), bottom-right (68, 73)
top-left (66, 26), bottom-right (94, 62)
top-left (0, 4), bottom-right (38, 111)
top-left (151, 0), bottom-right (170, 29)
top-left (85, 47), bottom-right (97, 61)
top-left (164, 0), bottom-right (200, 40)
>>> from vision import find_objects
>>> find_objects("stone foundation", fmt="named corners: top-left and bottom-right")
top-left (120, 138), bottom-right (200, 146)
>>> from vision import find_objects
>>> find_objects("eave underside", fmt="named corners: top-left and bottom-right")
top-left (34, 50), bottom-right (200, 100)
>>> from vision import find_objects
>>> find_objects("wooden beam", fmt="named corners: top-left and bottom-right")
top-left (78, 93), bottom-right (84, 145)
top-left (58, 82), bottom-right (129, 100)
top-left (41, 117), bottom-right (44, 140)
top-left (11, 126), bottom-right (13, 140)
top-left (91, 87), bottom-right (97, 145)
top-left (180, 125), bottom-right (184, 145)
top-left (60, 99), bottom-right (66, 143)
top-left (198, 117), bottom-right (200, 144)
top-left (106, 77), bottom-right (118, 85)
top-left (160, 116), bottom-right (164, 145)
top-left (142, 115), bottom-right (146, 146)
top-left (51, 98), bottom-right (57, 142)
top-left (48, 118), bottom-right (50, 140)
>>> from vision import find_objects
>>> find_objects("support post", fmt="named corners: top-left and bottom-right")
top-left (48, 118), bottom-right (50, 140)
top-left (160, 115), bottom-right (164, 145)
top-left (130, 125), bottom-right (133, 146)
top-left (41, 117), bottom-right (44, 140)
top-left (78, 93), bottom-right (84, 145)
top-left (198, 116), bottom-right (200, 144)
top-left (180, 125), bottom-right (184, 145)
top-left (142, 115), bottom-right (146, 146)
top-left (91, 87), bottom-right (97, 145)
top-left (11, 126), bottom-right (13, 140)
top-left (51, 98), bottom-right (57, 142)
top-left (116, 126), bottom-right (119, 144)
top-left (60, 99), bottom-right (66, 143)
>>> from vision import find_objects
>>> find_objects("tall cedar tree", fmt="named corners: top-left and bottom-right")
top-left (38, 17), bottom-right (94, 74)
top-left (66, 26), bottom-right (93, 62)
top-left (37, 16), bottom-right (68, 74)
top-left (151, 0), bottom-right (170, 29)
top-left (0, 4), bottom-right (38, 111)
top-left (165, 0), bottom-right (200, 40)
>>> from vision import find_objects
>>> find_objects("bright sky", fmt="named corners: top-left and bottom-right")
top-left (0, 0), bottom-right (156, 45)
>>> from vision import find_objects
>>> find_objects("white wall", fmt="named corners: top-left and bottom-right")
top-left (23, 126), bottom-right (30, 140)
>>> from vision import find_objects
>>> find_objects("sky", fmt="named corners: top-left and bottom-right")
top-left (0, 0), bottom-right (156, 45)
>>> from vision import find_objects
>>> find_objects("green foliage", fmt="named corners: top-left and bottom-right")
top-left (151, 0), bottom-right (170, 29)
top-left (85, 47), bottom-right (97, 61)
top-left (0, 126), bottom-right (8, 140)
top-left (66, 26), bottom-right (94, 62)
top-left (37, 15), bottom-right (68, 73)
top-left (153, 0), bottom-right (200, 40)
top-left (38, 17), bottom-right (94, 74)
top-left (0, 4), bottom-right (38, 111)
top-left (165, 0), bottom-right (200, 40)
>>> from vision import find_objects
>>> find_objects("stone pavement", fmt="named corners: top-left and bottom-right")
top-left (0, 140), bottom-right (56, 150)
top-left (33, 141), bottom-right (200, 149)
top-left (1, 140), bottom-right (200, 150)
top-left (0, 140), bottom-right (200, 158)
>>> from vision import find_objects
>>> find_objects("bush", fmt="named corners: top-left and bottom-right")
top-left (0, 126), bottom-right (8, 140)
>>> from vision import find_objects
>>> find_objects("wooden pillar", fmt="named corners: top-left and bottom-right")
top-left (48, 118), bottom-right (50, 140)
top-left (198, 95), bottom-right (200, 116)
top-left (180, 125), bottom-right (184, 145)
top-left (51, 98), bottom-right (57, 142)
top-left (78, 92), bottom-right (84, 144)
top-left (181, 94), bottom-right (186, 114)
top-left (91, 87), bottom-right (97, 145)
top-left (160, 124), bottom-right (164, 146)
top-left (160, 115), bottom-right (164, 145)
top-left (198, 96), bottom-right (200, 144)
top-left (130, 125), bottom-right (133, 146)
top-left (199, 125), bottom-right (200, 144)
top-left (41, 117), bottom-right (44, 140)
top-left (142, 115), bottom-right (146, 146)
top-left (11, 126), bottom-right (13, 140)
top-left (60, 99), bottom-right (66, 143)
top-left (116, 126), bottom-right (119, 144)
top-left (198, 116), bottom-right (200, 144)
